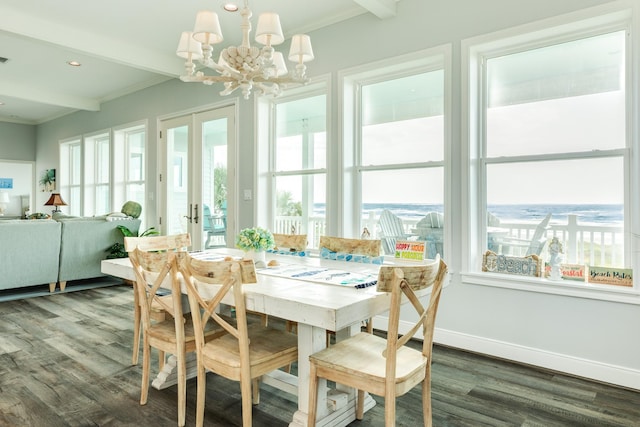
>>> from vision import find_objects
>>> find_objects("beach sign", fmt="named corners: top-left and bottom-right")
top-left (588, 266), bottom-right (633, 287)
top-left (394, 240), bottom-right (426, 261)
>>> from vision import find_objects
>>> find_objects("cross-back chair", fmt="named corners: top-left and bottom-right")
top-left (318, 235), bottom-right (383, 336)
top-left (307, 256), bottom-right (448, 427)
top-left (126, 233), bottom-right (225, 427)
top-left (179, 253), bottom-right (299, 427)
top-left (124, 233), bottom-right (191, 366)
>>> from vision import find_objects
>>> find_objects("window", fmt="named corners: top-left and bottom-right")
top-left (262, 82), bottom-right (328, 248)
top-left (83, 131), bottom-right (111, 216)
top-left (113, 122), bottom-right (146, 218)
top-left (58, 122), bottom-right (147, 220)
top-left (344, 49), bottom-right (449, 257)
top-left (59, 138), bottom-right (82, 216)
top-left (466, 8), bottom-right (634, 293)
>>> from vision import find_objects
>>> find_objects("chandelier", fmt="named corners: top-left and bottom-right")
top-left (176, 1), bottom-right (314, 99)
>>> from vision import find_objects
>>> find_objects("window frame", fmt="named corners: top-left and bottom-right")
top-left (257, 77), bottom-right (331, 248)
top-left (58, 122), bottom-right (148, 221)
top-left (340, 46), bottom-right (452, 251)
top-left (461, 3), bottom-right (640, 303)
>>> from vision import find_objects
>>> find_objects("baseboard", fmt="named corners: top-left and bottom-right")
top-left (0, 277), bottom-right (124, 302)
top-left (371, 316), bottom-right (640, 391)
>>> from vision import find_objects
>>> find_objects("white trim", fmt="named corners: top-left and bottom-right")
top-left (462, 271), bottom-right (640, 305)
top-left (371, 309), bottom-right (640, 391)
top-left (435, 328), bottom-right (640, 391)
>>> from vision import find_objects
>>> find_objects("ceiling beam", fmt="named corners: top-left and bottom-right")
top-left (0, 6), bottom-right (182, 77)
top-left (353, 0), bottom-right (397, 19)
top-left (0, 80), bottom-right (100, 111)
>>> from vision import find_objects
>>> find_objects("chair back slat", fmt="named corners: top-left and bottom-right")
top-left (319, 235), bottom-right (381, 257)
top-left (376, 255), bottom-right (440, 292)
top-left (273, 233), bottom-right (308, 251)
top-left (124, 233), bottom-right (191, 252)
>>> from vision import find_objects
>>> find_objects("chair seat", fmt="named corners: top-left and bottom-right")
top-left (148, 317), bottom-right (227, 348)
top-left (310, 332), bottom-right (427, 396)
top-left (201, 325), bottom-right (298, 375)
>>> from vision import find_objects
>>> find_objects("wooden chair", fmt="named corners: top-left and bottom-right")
top-left (127, 234), bottom-right (225, 427)
top-left (179, 253), bottom-right (299, 427)
top-left (319, 235), bottom-right (382, 336)
top-left (124, 233), bottom-right (191, 366)
top-left (307, 257), bottom-right (448, 427)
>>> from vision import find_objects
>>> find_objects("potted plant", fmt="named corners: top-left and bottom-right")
top-left (235, 226), bottom-right (275, 268)
top-left (106, 225), bottom-right (160, 259)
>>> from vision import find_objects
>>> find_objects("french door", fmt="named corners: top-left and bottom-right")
top-left (159, 105), bottom-right (236, 249)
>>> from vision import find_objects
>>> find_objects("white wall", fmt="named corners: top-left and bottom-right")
top-left (33, 0), bottom-right (640, 389)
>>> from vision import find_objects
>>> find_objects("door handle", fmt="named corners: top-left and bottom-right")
top-left (194, 204), bottom-right (199, 224)
top-left (184, 204), bottom-right (193, 223)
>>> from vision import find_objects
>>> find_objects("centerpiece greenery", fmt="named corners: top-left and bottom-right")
top-left (235, 226), bottom-right (275, 252)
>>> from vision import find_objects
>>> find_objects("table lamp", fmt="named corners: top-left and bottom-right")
top-left (0, 191), bottom-right (9, 216)
top-left (44, 193), bottom-right (67, 213)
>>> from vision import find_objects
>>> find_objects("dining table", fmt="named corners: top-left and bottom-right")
top-left (101, 247), bottom-right (439, 427)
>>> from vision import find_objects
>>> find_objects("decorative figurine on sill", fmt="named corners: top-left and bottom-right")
top-left (361, 227), bottom-right (371, 240)
top-left (548, 236), bottom-right (563, 280)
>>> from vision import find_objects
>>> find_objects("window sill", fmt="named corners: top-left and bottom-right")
top-left (461, 271), bottom-right (640, 305)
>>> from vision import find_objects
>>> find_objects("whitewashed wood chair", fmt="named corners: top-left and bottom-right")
top-left (179, 254), bottom-right (299, 427)
top-left (126, 234), bottom-right (225, 427)
top-left (124, 233), bottom-right (191, 366)
top-left (307, 257), bottom-right (448, 427)
top-left (319, 235), bottom-right (382, 336)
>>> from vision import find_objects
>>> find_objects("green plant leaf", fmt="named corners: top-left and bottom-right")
top-left (116, 225), bottom-right (134, 237)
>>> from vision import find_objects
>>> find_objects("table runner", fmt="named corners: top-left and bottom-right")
top-left (258, 263), bottom-right (378, 288)
top-left (189, 251), bottom-right (379, 288)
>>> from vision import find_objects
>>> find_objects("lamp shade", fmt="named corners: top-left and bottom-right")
top-left (192, 11), bottom-right (224, 45)
top-left (0, 191), bottom-right (9, 204)
top-left (272, 51), bottom-right (288, 77)
top-left (255, 13), bottom-right (284, 46)
top-left (176, 31), bottom-right (203, 60)
top-left (288, 34), bottom-right (314, 63)
top-left (45, 193), bottom-right (67, 207)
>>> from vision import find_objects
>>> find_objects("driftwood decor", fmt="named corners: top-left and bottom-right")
top-left (482, 250), bottom-right (543, 277)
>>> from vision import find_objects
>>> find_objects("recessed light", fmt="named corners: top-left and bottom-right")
top-left (223, 3), bottom-right (239, 12)
top-left (67, 60), bottom-right (81, 67)
top-left (0, 101), bottom-right (4, 106)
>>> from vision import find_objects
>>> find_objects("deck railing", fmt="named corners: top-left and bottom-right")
top-left (274, 213), bottom-right (624, 267)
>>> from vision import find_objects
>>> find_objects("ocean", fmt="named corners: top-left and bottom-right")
top-left (313, 203), bottom-right (624, 226)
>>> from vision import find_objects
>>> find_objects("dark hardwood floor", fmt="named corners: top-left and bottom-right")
top-left (1, 283), bottom-right (638, 426)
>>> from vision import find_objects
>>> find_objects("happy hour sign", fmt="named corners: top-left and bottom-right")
top-left (395, 240), bottom-right (426, 261)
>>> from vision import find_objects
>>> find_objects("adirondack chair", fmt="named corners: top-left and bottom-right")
top-left (415, 212), bottom-right (444, 259)
top-left (377, 209), bottom-right (410, 255)
top-left (499, 213), bottom-right (552, 256)
top-left (204, 204), bottom-right (226, 248)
